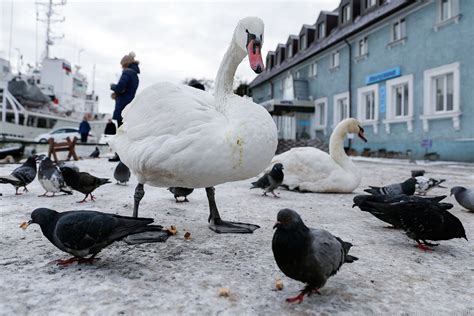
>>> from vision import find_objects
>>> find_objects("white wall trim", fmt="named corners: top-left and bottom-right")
top-left (384, 74), bottom-right (414, 133)
top-left (357, 84), bottom-right (379, 134)
top-left (422, 62), bottom-right (461, 132)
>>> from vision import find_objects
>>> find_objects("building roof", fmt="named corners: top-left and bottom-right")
top-left (249, 0), bottom-right (412, 89)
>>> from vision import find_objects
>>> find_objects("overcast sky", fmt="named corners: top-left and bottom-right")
top-left (1, 0), bottom-right (337, 114)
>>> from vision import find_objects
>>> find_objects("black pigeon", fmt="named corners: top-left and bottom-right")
top-left (114, 161), bottom-right (131, 185)
top-left (364, 177), bottom-right (417, 196)
top-left (353, 194), bottom-right (466, 250)
top-left (0, 155), bottom-right (38, 194)
top-left (250, 163), bottom-right (284, 198)
top-left (60, 167), bottom-right (110, 202)
top-left (167, 187), bottom-right (194, 202)
top-left (353, 194), bottom-right (452, 228)
top-left (20, 208), bottom-right (167, 265)
top-left (89, 147), bottom-right (100, 158)
top-left (272, 209), bottom-right (358, 303)
top-left (38, 156), bottom-right (72, 197)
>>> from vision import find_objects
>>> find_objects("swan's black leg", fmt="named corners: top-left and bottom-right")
top-left (133, 183), bottom-right (145, 217)
top-left (206, 187), bottom-right (260, 234)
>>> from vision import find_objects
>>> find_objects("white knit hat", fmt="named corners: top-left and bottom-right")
top-left (120, 52), bottom-right (139, 66)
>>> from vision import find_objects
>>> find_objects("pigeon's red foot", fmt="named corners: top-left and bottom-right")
top-left (416, 243), bottom-right (432, 251)
top-left (90, 194), bottom-right (96, 201)
top-left (286, 293), bottom-right (305, 304)
top-left (54, 257), bottom-right (100, 266)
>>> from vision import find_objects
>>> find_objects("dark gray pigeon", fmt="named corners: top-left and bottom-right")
top-left (353, 194), bottom-right (466, 250)
top-left (167, 187), bottom-right (194, 202)
top-left (0, 155), bottom-right (38, 194)
top-left (60, 167), bottom-right (110, 202)
top-left (38, 156), bottom-right (72, 197)
top-left (114, 161), bottom-right (131, 185)
top-left (272, 209), bottom-right (358, 303)
top-left (415, 176), bottom-right (446, 195)
top-left (89, 147), bottom-right (100, 158)
top-left (364, 177), bottom-right (417, 196)
top-left (250, 163), bottom-right (284, 198)
top-left (20, 208), bottom-right (168, 265)
top-left (451, 186), bottom-right (474, 212)
top-left (353, 194), bottom-right (452, 228)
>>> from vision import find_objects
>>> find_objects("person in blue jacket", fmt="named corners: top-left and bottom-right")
top-left (79, 116), bottom-right (91, 143)
top-left (111, 52), bottom-right (140, 127)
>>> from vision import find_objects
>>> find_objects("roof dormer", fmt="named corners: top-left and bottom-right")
top-left (286, 35), bottom-right (299, 59)
top-left (361, 0), bottom-right (382, 15)
top-left (298, 24), bottom-right (316, 51)
top-left (315, 11), bottom-right (339, 40)
top-left (276, 44), bottom-right (286, 65)
top-left (266, 51), bottom-right (275, 71)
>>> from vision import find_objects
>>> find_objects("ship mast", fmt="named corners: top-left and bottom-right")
top-left (36, 0), bottom-right (66, 59)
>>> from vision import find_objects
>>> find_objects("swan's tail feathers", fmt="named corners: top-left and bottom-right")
top-left (0, 175), bottom-right (21, 185)
top-left (364, 186), bottom-right (382, 195)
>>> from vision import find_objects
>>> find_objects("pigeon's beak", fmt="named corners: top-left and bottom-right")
top-left (19, 220), bottom-right (32, 230)
top-left (438, 185), bottom-right (447, 189)
top-left (273, 221), bottom-right (281, 229)
top-left (352, 203), bottom-right (356, 208)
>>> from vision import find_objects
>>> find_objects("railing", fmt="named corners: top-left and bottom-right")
top-left (1, 82), bottom-right (26, 124)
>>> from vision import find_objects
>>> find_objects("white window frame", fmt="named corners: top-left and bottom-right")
top-left (314, 97), bottom-right (328, 135)
top-left (310, 62), bottom-right (318, 77)
top-left (384, 74), bottom-right (414, 133)
top-left (330, 50), bottom-right (340, 69)
top-left (318, 22), bottom-right (325, 39)
top-left (355, 37), bottom-right (368, 61)
top-left (300, 34), bottom-right (307, 50)
top-left (421, 62), bottom-right (461, 131)
top-left (357, 84), bottom-right (379, 133)
top-left (287, 44), bottom-right (293, 58)
top-left (366, 0), bottom-right (376, 9)
top-left (391, 18), bottom-right (406, 43)
top-left (342, 4), bottom-right (351, 24)
top-left (333, 92), bottom-right (350, 127)
top-left (434, 0), bottom-right (460, 30)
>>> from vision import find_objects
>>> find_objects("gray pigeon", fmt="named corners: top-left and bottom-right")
top-left (167, 187), bottom-right (194, 202)
top-left (250, 163), bottom-right (284, 197)
top-left (114, 161), bottom-right (131, 185)
top-left (0, 155), bottom-right (38, 194)
top-left (38, 156), bottom-right (73, 197)
top-left (89, 147), bottom-right (100, 158)
top-left (272, 209), bottom-right (358, 303)
top-left (364, 177), bottom-right (417, 196)
top-left (415, 176), bottom-right (446, 195)
top-left (451, 186), bottom-right (474, 212)
top-left (21, 208), bottom-right (168, 265)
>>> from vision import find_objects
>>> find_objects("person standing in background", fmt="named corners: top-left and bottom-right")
top-left (111, 52), bottom-right (140, 127)
top-left (104, 119), bottom-right (116, 135)
top-left (109, 52), bottom-right (140, 161)
top-left (79, 116), bottom-right (91, 143)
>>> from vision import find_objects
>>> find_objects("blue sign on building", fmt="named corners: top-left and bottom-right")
top-left (366, 66), bottom-right (401, 85)
top-left (379, 85), bottom-right (386, 114)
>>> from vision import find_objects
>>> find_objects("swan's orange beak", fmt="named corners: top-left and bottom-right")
top-left (247, 39), bottom-right (264, 74)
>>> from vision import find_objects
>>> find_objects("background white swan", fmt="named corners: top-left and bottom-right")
top-left (110, 17), bottom-right (278, 234)
top-left (271, 118), bottom-right (367, 193)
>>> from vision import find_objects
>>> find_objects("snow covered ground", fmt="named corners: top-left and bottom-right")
top-left (1, 156), bottom-right (473, 315)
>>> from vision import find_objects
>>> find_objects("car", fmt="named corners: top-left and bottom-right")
top-left (34, 127), bottom-right (97, 143)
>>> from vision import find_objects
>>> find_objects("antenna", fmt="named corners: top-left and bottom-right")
top-left (36, 0), bottom-right (66, 59)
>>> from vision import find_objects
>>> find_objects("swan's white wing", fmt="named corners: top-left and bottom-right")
top-left (271, 147), bottom-right (360, 193)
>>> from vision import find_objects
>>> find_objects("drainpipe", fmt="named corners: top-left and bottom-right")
top-left (344, 37), bottom-right (352, 150)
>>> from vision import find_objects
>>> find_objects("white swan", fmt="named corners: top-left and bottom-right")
top-left (110, 17), bottom-right (278, 233)
top-left (271, 118), bottom-right (367, 193)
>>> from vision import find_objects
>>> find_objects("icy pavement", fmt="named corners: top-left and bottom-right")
top-left (1, 157), bottom-right (473, 315)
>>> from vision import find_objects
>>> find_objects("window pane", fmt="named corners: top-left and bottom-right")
top-left (403, 83), bottom-right (409, 116)
top-left (435, 77), bottom-right (444, 111)
top-left (400, 19), bottom-right (406, 37)
top-left (393, 22), bottom-right (399, 40)
top-left (447, 73), bottom-right (453, 111)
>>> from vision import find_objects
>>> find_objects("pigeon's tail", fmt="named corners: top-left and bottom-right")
top-left (60, 188), bottom-right (73, 195)
top-left (127, 224), bottom-right (164, 235)
top-left (250, 182), bottom-right (258, 189)
top-left (0, 175), bottom-right (21, 185)
top-left (98, 178), bottom-right (111, 186)
top-left (335, 237), bottom-right (359, 263)
top-left (364, 187), bottom-right (381, 195)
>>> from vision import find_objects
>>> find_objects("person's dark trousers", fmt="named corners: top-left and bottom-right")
top-left (117, 118), bottom-right (123, 127)
top-left (109, 118), bottom-right (122, 162)
top-left (81, 134), bottom-right (88, 143)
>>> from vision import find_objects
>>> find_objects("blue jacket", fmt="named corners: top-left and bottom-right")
top-left (111, 63), bottom-right (140, 120)
top-left (79, 120), bottom-right (91, 135)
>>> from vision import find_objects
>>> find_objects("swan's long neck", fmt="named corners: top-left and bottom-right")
top-left (329, 122), bottom-right (354, 170)
top-left (214, 40), bottom-right (246, 112)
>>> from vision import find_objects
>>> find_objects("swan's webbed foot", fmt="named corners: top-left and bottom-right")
top-left (209, 218), bottom-right (260, 234)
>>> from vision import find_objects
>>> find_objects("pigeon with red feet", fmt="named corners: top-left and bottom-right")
top-left (272, 209), bottom-right (358, 304)
top-left (0, 155), bottom-right (38, 195)
top-left (20, 208), bottom-right (168, 265)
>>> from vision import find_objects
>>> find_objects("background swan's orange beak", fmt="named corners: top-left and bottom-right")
top-left (247, 40), bottom-right (264, 74)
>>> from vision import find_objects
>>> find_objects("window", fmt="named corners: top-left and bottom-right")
top-left (314, 97), bottom-right (328, 132)
top-left (318, 22), bottom-right (325, 39)
top-left (276, 51), bottom-right (281, 65)
top-left (295, 70), bottom-right (301, 79)
top-left (300, 34), bottom-right (307, 50)
top-left (287, 44), bottom-right (293, 58)
top-left (366, 0), bottom-right (376, 8)
top-left (357, 37), bottom-right (368, 56)
top-left (357, 84), bottom-right (379, 132)
top-left (435, 0), bottom-right (460, 29)
top-left (392, 19), bottom-right (406, 41)
top-left (384, 74), bottom-right (414, 133)
top-left (342, 4), bottom-right (351, 23)
top-left (434, 73), bottom-right (454, 112)
top-left (441, 0), bottom-right (454, 21)
top-left (310, 62), bottom-right (318, 77)
top-left (333, 92), bottom-right (349, 126)
top-left (331, 51), bottom-right (340, 68)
